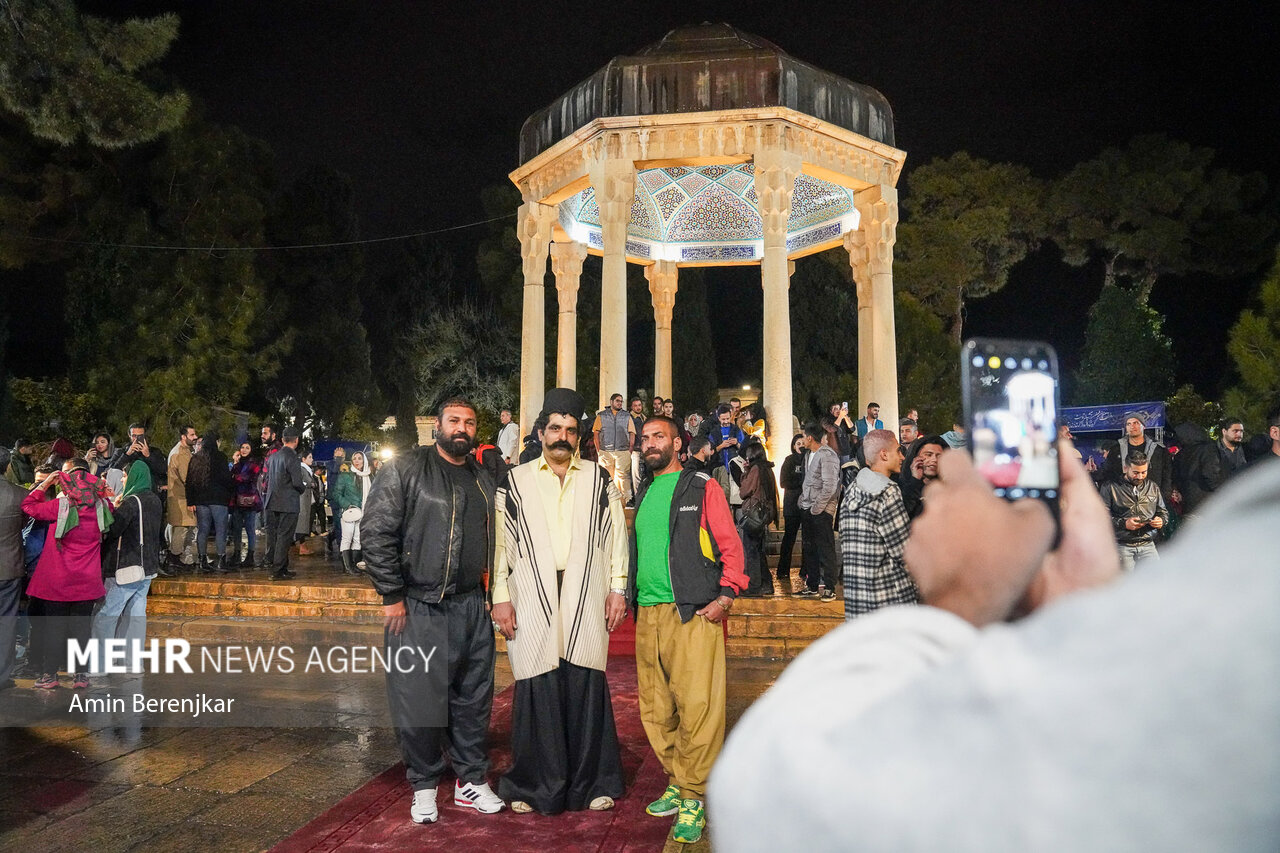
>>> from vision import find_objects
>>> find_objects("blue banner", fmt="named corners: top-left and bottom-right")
top-left (1062, 402), bottom-right (1166, 433)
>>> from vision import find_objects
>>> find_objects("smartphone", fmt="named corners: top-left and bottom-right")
top-left (841, 401), bottom-right (848, 411)
top-left (961, 338), bottom-right (1060, 506)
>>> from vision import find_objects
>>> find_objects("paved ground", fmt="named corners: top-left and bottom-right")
top-left (1, 636), bottom-right (786, 852)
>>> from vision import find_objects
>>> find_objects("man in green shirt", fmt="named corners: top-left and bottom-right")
top-left (630, 415), bottom-right (747, 845)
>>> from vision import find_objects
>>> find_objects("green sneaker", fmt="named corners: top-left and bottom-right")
top-left (645, 784), bottom-right (682, 817)
top-left (673, 798), bottom-right (706, 844)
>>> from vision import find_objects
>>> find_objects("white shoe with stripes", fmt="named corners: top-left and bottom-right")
top-left (454, 780), bottom-right (505, 813)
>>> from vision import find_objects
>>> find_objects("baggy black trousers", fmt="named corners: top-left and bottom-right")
top-left (386, 590), bottom-right (495, 791)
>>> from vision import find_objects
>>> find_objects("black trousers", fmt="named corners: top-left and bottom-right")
top-left (388, 591), bottom-right (495, 791)
top-left (801, 510), bottom-right (838, 591)
top-left (28, 597), bottom-right (94, 675)
top-left (777, 507), bottom-right (801, 581)
top-left (263, 510), bottom-right (298, 572)
top-left (499, 659), bottom-right (625, 813)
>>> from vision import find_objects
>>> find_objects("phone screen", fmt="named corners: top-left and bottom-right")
top-left (962, 338), bottom-right (1060, 502)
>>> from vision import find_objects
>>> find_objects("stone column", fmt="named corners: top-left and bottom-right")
top-left (516, 202), bottom-right (556, 438)
top-left (645, 260), bottom-right (679, 400)
top-left (587, 153), bottom-right (635, 409)
top-left (550, 241), bottom-right (588, 389)
top-left (843, 184), bottom-right (900, 430)
top-left (754, 140), bottom-right (802, 466)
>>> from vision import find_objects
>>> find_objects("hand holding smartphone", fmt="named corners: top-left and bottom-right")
top-left (961, 338), bottom-right (1060, 509)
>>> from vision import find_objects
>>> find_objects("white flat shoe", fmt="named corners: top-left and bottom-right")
top-left (589, 795), bottom-right (615, 811)
top-left (511, 800), bottom-right (534, 814)
top-left (411, 787), bottom-right (438, 824)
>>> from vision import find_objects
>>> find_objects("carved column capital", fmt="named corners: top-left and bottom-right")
top-left (517, 202), bottom-right (556, 284)
top-left (550, 241), bottom-right (588, 304)
top-left (586, 153), bottom-right (636, 237)
top-left (645, 260), bottom-right (679, 330)
top-left (853, 185), bottom-right (899, 278)
top-left (753, 143), bottom-right (803, 250)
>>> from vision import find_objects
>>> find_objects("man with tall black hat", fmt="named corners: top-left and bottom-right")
top-left (492, 387), bottom-right (628, 815)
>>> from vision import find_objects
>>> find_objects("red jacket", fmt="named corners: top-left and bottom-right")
top-left (23, 491), bottom-right (106, 602)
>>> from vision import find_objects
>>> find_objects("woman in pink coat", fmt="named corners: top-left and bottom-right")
top-left (23, 459), bottom-right (109, 689)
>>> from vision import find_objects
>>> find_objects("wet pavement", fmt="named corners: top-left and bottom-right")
top-left (1, 642), bottom-right (787, 852)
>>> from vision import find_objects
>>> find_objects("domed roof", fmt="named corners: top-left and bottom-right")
top-left (518, 22), bottom-right (896, 165)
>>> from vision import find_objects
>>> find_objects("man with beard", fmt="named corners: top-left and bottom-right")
top-left (491, 388), bottom-right (628, 815)
top-left (362, 398), bottom-right (504, 825)
top-left (630, 415), bottom-right (746, 844)
top-left (900, 436), bottom-right (947, 520)
top-left (263, 427), bottom-right (306, 580)
top-left (1101, 414), bottom-right (1174, 510)
top-left (165, 425), bottom-right (199, 570)
top-left (593, 393), bottom-right (636, 505)
top-left (1100, 450), bottom-right (1169, 571)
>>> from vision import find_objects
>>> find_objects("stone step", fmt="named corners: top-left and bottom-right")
top-left (145, 596), bottom-right (383, 624)
top-left (147, 616), bottom-right (385, 646)
top-left (731, 613), bottom-right (842, 640)
top-left (724, 635), bottom-right (819, 661)
top-left (150, 576), bottom-right (381, 605)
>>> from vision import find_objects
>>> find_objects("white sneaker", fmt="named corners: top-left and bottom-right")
top-left (410, 787), bottom-right (438, 824)
top-left (454, 780), bottom-right (505, 814)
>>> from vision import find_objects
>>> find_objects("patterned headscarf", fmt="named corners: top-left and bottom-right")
top-left (54, 468), bottom-right (113, 542)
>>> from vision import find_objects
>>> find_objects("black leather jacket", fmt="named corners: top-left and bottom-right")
top-left (362, 446), bottom-right (496, 606)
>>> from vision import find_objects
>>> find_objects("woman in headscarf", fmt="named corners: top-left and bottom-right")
top-left (22, 459), bottom-right (110, 689)
top-left (332, 450), bottom-right (372, 576)
top-left (92, 460), bottom-right (163, 674)
top-left (186, 428), bottom-right (235, 573)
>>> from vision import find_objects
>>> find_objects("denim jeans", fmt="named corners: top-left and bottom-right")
top-left (195, 504), bottom-right (230, 558)
top-left (90, 575), bottom-right (154, 673)
top-left (1118, 540), bottom-right (1158, 572)
top-left (229, 508), bottom-right (258, 557)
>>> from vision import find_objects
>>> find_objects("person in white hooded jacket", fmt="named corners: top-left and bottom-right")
top-left (333, 451), bottom-right (372, 575)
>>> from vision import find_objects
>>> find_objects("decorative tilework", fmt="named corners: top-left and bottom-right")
top-left (681, 244), bottom-right (757, 262)
top-left (641, 169), bottom-right (671, 192)
top-left (654, 185), bottom-right (686, 222)
top-left (786, 221), bottom-right (843, 252)
top-left (625, 239), bottom-right (652, 259)
top-left (630, 192), bottom-right (661, 240)
top-left (577, 189), bottom-right (600, 226)
top-left (676, 173), bottom-right (711, 196)
top-left (559, 165), bottom-right (859, 262)
top-left (788, 175), bottom-right (854, 231)
top-left (719, 171), bottom-right (751, 194)
top-left (666, 183), bottom-right (759, 242)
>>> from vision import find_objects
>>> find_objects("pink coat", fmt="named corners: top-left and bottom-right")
top-left (23, 490), bottom-right (106, 602)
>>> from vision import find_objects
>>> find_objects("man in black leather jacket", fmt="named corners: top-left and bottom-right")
top-left (361, 397), bottom-right (505, 825)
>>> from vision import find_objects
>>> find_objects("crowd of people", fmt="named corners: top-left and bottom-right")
top-left (2, 396), bottom-right (1277, 847)
top-left (0, 421), bottom-right (386, 691)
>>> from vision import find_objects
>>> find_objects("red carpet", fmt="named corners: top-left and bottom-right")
top-left (272, 657), bottom-right (674, 853)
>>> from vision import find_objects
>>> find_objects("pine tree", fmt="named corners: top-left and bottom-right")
top-left (1072, 284), bottom-right (1176, 405)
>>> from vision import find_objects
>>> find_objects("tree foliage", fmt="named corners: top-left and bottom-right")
top-left (1049, 134), bottom-right (1275, 303)
top-left (1072, 283), bottom-right (1176, 405)
top-left (894, 292), bottom-right (961, 433)
top-left (260, 165), bottom-right (378, 436)
top-left (0, 0), bottom-right (188, 148)
top-left (1222, 248), bottom-right (1280, 430)
top-left (405, 302), bottom-right (518, 430)
top-left (61, 116), bottom-right (284, 439)
top-left (792, 252), bottom-right (860, 422)
top-left (895, 152), bottom-right (1046, 343)
top-left (1165, 384), bottom-right (1223, 433)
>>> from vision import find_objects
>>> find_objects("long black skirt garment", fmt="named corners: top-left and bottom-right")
top-left (498, 658), bottom-right (625, 814)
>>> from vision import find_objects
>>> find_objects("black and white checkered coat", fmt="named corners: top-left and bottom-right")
top-left (837, 467), bottom-right (919, 618)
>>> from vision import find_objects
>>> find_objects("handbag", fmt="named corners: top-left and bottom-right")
top-left (115, 496), bottom-right (146, 585)
top-left (740, 498), bottom-right (771, 536)
top-left (235, 492), bottom-right (257, 509)
top-left (341, 506), bottom-right (363, 524)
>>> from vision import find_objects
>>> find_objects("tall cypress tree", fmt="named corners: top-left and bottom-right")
top-left (1072, 284), bottom-right (1176, 405)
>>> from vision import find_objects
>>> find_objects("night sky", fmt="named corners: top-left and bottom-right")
top-left (44, 2), bottom-right (1280, 393)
